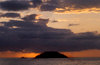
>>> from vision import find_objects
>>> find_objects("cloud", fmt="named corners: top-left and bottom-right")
top-left (0, 0), bottom-right (100, 13)
top-left (0, 13), bottom-right (20, 18)
top-left (39, 0), bottom-right (100, 13)
top-left (54, 0), bottom-right (100, 9)
top-left (31, 0), bottom-right (42, 7)
top-left (0, 0), bottom-right (43, 11)
top-left (22, 14), bottom-right (37, 21)
top-left (0, 0), bottom-right (31, 11)
top-left (0, 14), bottom-right (100, 52)
top-left (40, 4), bottom-right (57, 11)
top-left (68, 24), bottom-right (79, 27)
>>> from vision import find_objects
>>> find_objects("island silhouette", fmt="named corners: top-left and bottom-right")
top-left (20, 57), bottom-right (27, 59)
top-left (35, 51), bottom-right (68, 58)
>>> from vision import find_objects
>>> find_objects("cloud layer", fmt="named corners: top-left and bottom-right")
top-left (0, 13), bottom-right (20, 18)
top-left (0, 0), bottom-right (100, 53)
top-left (0, 0), bottom-right (31, 11)
top-left (0, 14), bottom-right (100, 52)
top-left (0, 0), bottom-right (100, 12)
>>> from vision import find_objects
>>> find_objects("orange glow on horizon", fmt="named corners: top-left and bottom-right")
top-left (62, 50), bottom-right (100, 57)
top-left (0, 51), bottom-right (40, 58)
top-left (0, 50), bottom-right (100, 58)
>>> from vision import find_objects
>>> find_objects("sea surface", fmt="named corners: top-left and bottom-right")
top-left (0, 58), bottom-right (100, 65)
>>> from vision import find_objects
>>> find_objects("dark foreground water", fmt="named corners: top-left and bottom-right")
top-left (0, 58), bottom-right (100, 65)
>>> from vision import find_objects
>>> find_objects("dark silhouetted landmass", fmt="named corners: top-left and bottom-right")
top-left (20, 57), bottom-right (27, 59)
top-left (35, 51), bottom-right (68, 58)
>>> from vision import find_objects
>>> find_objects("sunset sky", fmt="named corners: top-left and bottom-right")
top-left (0, 0), bottom-right (100, 58)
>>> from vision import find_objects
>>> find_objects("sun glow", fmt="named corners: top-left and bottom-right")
top-left (0, 51), bottom-right (40, 58)
top-left (55, 8), bottom-right (100, 14)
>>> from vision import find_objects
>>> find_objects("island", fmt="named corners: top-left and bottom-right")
top-left (35, 51), bottom-right (68, 58)
top-left (20, 57), bottom-right (27, 59)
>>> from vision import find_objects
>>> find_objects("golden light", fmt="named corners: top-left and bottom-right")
top-left (35, 14), bottom-right (42, 19)
top-left (9, 26), bottom-right (20, 29)
top-left (0, 51), bottom-right (40, 58)
top-left (61, 50), bottom-right (100, 57)
top-left (0, 23), bottom-right (4, 26)
top-left (29, 2), bottom-right (33, 5)
top-left (55, 7), bottom-right (100, 14)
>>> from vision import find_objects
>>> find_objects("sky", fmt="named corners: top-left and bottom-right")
top-left (0, 0), bottom-right (100, 58)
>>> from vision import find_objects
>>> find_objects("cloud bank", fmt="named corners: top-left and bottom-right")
top-left (0, 0), bottom-right (100, 53)
top-left (0, 13), bottom-right (20, 18)
top-left (0, 14), bottom-right (100, 52)
top-left (0, 0), bottom-right (100, 13)
top-left (0, 0), bottom-right (31, 11)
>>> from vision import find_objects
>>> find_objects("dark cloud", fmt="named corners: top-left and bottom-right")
top-left (31, 0), bottom-right (42, 7)
top-left (0, 0), bottom-right (100, 12)
top-left (68, 24), bottom-right (79, 27)
top-left (0, 1), bottom-right (31, 11)
top-left (63, 0), bottom-right (100, 9)
top-left (0, 13), bottom-right (20, 18)
top-left (39, 0), bottom-right (58, 11)
top-left (0, 14), bottom-right (100, 52)
top-left (22, 14), bottom-right (37, 21)
top-left (39, 0), bottom-right (100, 12)
top-left (40, 4), bottom-right (56, 11)
top-left (0, 0), bottom-right (43, 11)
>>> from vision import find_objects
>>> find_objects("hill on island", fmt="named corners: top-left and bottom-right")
top-left (35, 51), bottom-right (68, 58)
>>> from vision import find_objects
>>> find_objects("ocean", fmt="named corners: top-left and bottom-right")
top-left (0, 58), bottom-right (100, 65)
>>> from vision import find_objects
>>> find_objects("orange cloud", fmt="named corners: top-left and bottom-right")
top-left (55, 8), bottom-right (100, 14)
